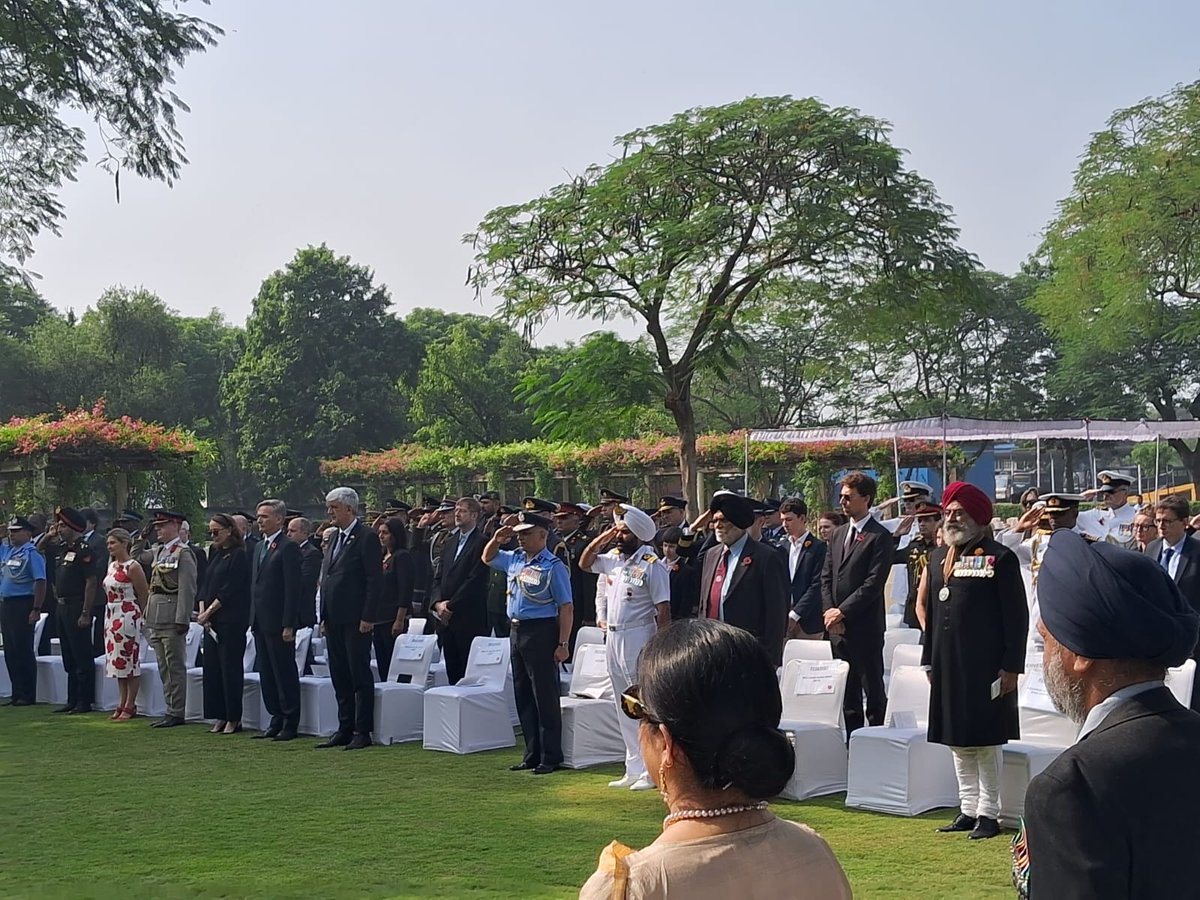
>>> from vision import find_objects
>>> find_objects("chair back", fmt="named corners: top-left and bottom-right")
top-left (33, 612), bottom-right (48, 650)
top-left (242, 628), bottom-right (257, 672)
top-left (568, 643), bottom-right (613, 699)
top-left (388, 633), bottom-right (438, 686)
top-left (461, 636), bottom-right (511, 690)
top-left (782, 639), bottom-right (833, 666)
top-left (882, 629), bottom-right (921, 673)
top-left (293, 627), bottom-right (313, 677)
top-left (407, 618), bottom-right (427, 635)
top-left (891, 643), bottom-right (923, 671)
top-left (883, 666), bottom-right (932, 728)
top-left (779, 659), bottom-right (849, 728)
top-left (575, 626), bottom-right (605, 648)
top-left (1017, 661), bottom-right (1080, 747)
top-left (1166, 659), bottom-right (1196, 708)
top-left (184, 622), bottom-right (204, 668)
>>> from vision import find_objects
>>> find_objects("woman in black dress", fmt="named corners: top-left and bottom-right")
top-left (196, 513), bottom-right (251, 734)
top-left (374, 517), bottom-right (415, 681)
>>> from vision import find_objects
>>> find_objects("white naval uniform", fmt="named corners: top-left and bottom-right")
top-left (1076, 503), bottom-right (1137, 548)
top-left (1021, 526), bottom-right (1088, 653)
top-left (587, 545), bottom-right (670, 779)
top-left (874, 511), bottom-right (918, 613)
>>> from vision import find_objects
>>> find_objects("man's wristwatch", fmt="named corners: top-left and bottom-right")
top-left (557, 642), bottom-right (568, 648)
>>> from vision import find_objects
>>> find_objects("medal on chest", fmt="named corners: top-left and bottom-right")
top-left (622, 565), bottom-right (645, 588)
top-left (951, 554), bottom-right (996, 579)
top-left (938, 586), bottom-right (951, 602)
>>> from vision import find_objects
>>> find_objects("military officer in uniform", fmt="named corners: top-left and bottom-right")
top-left (554, 501), bottom-right (599, 650)
top-left (143, 510), bottom-right (198, 727)
top-left (1077, 470), bottom-right (1138, 547)
top-left (894, 500), bottom-right (942, 631)
top-left (483, 511), bottom-right (573, 774)
top-left (51, 507), bottom-right (104, 714)
top-left (1, 516), bottom-right (47, 706)
top-left (580, 504), bottom-right (670, 791)
top-left (521, 497), bottom-right (571, 566)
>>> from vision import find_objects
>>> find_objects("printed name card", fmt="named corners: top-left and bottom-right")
top-left (795, 661), bottom-right (837, 696)
top-left (395, 636), bottom-right (426, 661)
top-left (476, 648), bottom-right (504, 666)
top-left (580, 651), bottom-right (609, 678)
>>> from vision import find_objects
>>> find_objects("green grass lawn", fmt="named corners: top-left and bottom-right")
top-left (0, 707), bottom-right (1015, 898)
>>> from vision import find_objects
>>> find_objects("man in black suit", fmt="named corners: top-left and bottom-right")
top-left (1147, 494), bottom-right (1200, 711)
top-left (698, 491), bottom-right (788, 665)
top-left (250, 499), bottom-right (303, 741)
top-left (1016, 530), bottom-right (1200, 898)
top-left (821, 471), bottom-right (894, 733)
top-left (317, 486), bottom-right (383, 750)
top-left (776, 496), bottom-right (827, 640)
top-left (286, 515), bottom-right (322, 630)
top-left (430, 496), bottom-right (490, 684)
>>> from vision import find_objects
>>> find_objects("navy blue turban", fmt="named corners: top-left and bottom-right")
top-left (1039, 530), bottom-right (1199, 667)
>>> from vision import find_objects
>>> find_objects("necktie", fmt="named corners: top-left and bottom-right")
top-left (844, 526), bottom-right (857, 551)
top-left (258, 539), bottom-right (270, 564)
top-left (1162, 547), bottom-right (1175, 573)
top-left (707, 547), bottom-right (729, 620)
top-left (331, 531), bottom-right (345, 560)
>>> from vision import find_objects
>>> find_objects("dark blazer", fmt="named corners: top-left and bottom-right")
top-left (201, 545), bottom-right (251, 626)
top-left (320, 519), bottom-right (384, 626)
top-left (699, 535), bottom-right (789, 665)
top-left (296, 538), bottom-right (322, 628)
top-left (820, 516), bottom-right (893, 645)
top-left (1023, 687), bottom-right (1200, 898)
top-left (430, 527), bottom-right (489, 635)
top-left (251, 533), bottom-right (303, 632)
top-left (1147, 535), bottom-right (1200, 708)
top-left (777, 534), bottom-right (827, 634)
top-left (379, 549), bottom-right (415, 623)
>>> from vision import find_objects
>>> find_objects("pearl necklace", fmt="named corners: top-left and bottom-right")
top-left (662, 802), bottom-right (769, 829)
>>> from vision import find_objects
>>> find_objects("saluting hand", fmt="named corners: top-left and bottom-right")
top-left (494, 525), bottom-right (515, 543)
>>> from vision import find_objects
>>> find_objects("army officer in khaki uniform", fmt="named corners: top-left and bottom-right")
top-left (143, 510), bottom-right (197, 728)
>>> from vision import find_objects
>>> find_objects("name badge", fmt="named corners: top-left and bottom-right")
top-left (63, 551), bottom-right (77, 564)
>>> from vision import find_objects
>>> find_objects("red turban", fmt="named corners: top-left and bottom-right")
top-left (942, 481), bottom-right (993, 527)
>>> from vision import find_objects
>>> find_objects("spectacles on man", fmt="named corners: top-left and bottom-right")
top-left (619, 684), bottom-right (660, 724)
top-left (1133, 522), bottom-right (1158, 531)
top-left (1154, 517), bottom-right (1181, 526)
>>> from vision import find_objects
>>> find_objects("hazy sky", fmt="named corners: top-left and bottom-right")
top-left (28, 0), bottom-right (1200, 345)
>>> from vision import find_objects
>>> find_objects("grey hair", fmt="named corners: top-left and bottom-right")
top-left (257, 498), bottom-right (287, 519)
top-left (325, 487), bottom-right (360, 513)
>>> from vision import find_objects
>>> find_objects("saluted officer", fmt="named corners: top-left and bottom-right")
top-left (1077, 470), bottom-right (1138, 547)
top-left (894, 500), bottom-right (942, 631)
top-left (554, 501), bottom-right (599, 649)
top-left (483, 511), bottom-right (573, 775)
top-left (522, 497), bottom-right (571, 566)
top-left (143, 510), bottom-right (198, 727)
top-left (0, 516), bottom-right (47, 706)
top-left (580, 504), bottom-right (671, 791)
top-left (51, 506), bottom-right (104, 714)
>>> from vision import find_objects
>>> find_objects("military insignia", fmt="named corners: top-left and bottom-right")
top-left (641, 553), bottom-right (658, 563)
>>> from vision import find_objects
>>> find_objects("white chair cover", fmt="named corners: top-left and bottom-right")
top-left (0, 652), bottom-right (9, 698)
top-left (845, 666), bottom-right (959, 815)
top-left (242, 630), bottom-right (256, 672)
top-left (185, 666), bottom-right (206, 721)
top-left (298, 674), bottom-right (339, 736)
top-left (561, 644), bottom-right (624, 769)
top-left (184, 622), bottom-right (204, 668)
top-left (293, 627), bottom-right (313, 678)
top-left (134, 661), bottom-right (167, 718)
top-left (422, 636), bottom-right (515, 753)
top-left (372, 634), bottom-right (439, 745)
top-left (778, 659), bottom-right (851, 800)
top-left (882, 629), bottom-right (922, 675)
top-left (33, 612), bottom-right (47, 650)
top-left (35, 655), bottom-right (68, 705)
top-left (575, 626), bottom-right (605, 648)
top-left (885, 613), bottom-right (905, 629)
top-left (94, 659), bottom-right (120, 710)
top-left (891, 643), bottom-right (923, 672)
top-left (782, 639), bottom-right (833, 666)
top-left (1167, 660), bottom-right (1196, 707)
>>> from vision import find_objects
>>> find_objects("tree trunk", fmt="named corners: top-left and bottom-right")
top-left (1168, 439), bottom-right (1200, 494)
top-left (665, 385), bottom-right (701, 512)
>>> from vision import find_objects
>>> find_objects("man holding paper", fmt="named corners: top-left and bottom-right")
top-left (921, 482), bottom-right (1028, 841)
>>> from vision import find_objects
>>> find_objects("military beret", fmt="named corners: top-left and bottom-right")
top-left (1040, 530), bottom-right (1199, 667)
top-left (55, 506), bottom-right (86, 532)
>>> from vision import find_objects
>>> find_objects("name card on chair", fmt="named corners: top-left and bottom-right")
top-left (795, 662), bottom-right (837, 695)
top-left (476, 648), bottom-right (504, 666)
top-left (1018, 668), bottom-right (1058, 713)
top-left (580, 649), bottom-right (608, 678)
top-left (395, 636), bottom-right (426, 661)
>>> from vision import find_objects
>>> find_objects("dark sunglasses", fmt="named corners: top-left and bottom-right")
top-left (619, 684), bottom-right (659, 724)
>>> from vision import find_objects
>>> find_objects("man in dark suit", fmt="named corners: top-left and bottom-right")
top-left (698, 491), bottom-right (788, 665)
top-left (1016, 530), bottom-right (1200, 898)
top-left (430, 496), bottom-right (490, 684)
top-left (317, 486), bottom-right (383, 750)
top-left (286, 515), bottom-right (322, 630)
top-left (821, 471), bottom-right (894, 733)
top-left (1147, 494), bottom-right (1200, 710)
top-left (776, 496), bottom-right (827, 639)
top-left (250, 499), bottom-right (303, 741)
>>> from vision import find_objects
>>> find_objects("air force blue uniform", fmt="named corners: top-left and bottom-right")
top-left (1, 540), bottom-right (47, 704)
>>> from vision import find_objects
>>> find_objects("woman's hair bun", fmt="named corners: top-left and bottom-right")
top-left (713, 725), bottom-right (795, 800)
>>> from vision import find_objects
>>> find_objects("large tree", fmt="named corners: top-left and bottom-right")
top-left (1032, 79), bottom-right (1200, 483)
top-left (223, 245), bottom-right (413, 499)
top-left (0, 0), bottom-right (221, 275)
top-left (468, 96), bottom-right (972, 508)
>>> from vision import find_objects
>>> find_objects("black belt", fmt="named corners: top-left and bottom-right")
top-left (510, 617), bottom-right (556, 626)
top-left (0, 595), bottom-right (34, 601)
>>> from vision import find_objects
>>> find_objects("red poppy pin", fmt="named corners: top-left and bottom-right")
top-left (855, 534), bottom-right (865, 543)
top-left (742, 556), bottom-right (753, 567)
top-left (803, 540), bottom-right (813, 549)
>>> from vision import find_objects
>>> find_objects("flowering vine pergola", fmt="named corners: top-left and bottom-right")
top-left (322, 432), bottom-right (955, 508)
top-left (0, 404), bottom-right (209, 515)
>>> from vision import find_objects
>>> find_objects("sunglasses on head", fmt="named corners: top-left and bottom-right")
top-left (619, 684), bottom-right (659, 724)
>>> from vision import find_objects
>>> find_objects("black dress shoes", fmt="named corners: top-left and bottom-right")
top-left (55, 704), bottom-right (74, 714)
top-left (937, 813), bottom-right (977, 833)
top-left (509, 762), bottom-right (535, 771)
top-left (315, 732), bottom-right (352, 749)
top-left (67, 705), bottom-right (92, 715)
top-left (344, 734), bottom-right (372, 751)
top-left (533, 764), bottom-right (559, 775)
top-left (969, 816), bottom-right (1001, 840)
top-left (11, 699), bottom-right (32, 707)
top-left (272, 729), bottom-right (298, 742)
top-left (252, 727), bottom-right (282, 740)
top-left (154, 715), bottom-right (185, 728)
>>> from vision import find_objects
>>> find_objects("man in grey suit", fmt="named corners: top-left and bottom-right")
top-left (1146, 493), bottom-right (1200, 710)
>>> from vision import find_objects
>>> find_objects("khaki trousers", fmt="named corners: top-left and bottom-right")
top-left (148, 625), bottom-right (187, 717)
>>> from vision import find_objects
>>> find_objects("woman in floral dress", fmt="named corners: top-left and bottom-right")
top-left (103, 528), bottom-right (149, 720)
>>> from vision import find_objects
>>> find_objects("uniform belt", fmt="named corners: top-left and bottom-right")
top-left (606, 620), bottom-right (655, 632)
top-left (0, 594), bottom-right (34, 601)
top-left (509, 617), bottom-right (556, 626)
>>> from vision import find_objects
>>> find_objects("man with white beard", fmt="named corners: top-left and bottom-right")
top-left (1014, 530), bottom-right (1200, 899)
top-left (919, 482), bottom-right (1028, 841)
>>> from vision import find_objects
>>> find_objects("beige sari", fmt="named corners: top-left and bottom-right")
top-left (578, 816), bottom-right (852, 899)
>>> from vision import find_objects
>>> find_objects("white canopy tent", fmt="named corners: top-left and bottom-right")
top-left (750, 416), bottom-right (1200, 496)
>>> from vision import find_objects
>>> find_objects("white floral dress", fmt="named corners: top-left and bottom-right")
top-left (103, 560), bottom-right (143, 677)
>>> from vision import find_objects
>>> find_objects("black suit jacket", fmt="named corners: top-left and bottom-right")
top-left (430, 527), bottom-right (489, 635)
top-left (1024, 687), bottom-right (1200, 898)
top-left (777, 535), bottom-right (827, 634)
top-left (251, 533), bottom-right (303, 632)
top-left (296, 539), bottom-right (321, 628)
top-left (699, 536), bottom-right (788, 664)
top-left (320, 520), bottom-right (384, 626)
top-left (820, 516), bottom-right (893, 647)
top-left (1147, 535), bottom-right (1200, 708)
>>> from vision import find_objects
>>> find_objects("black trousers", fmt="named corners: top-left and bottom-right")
top-left (372, 623), bottom-right (396, 682)
top-left (489, 610), bottom-right (510, 639)
top-left (56, 600), bottom-right (95, 709)
top-left (202, 623), bottom-right (246, 722)
top-left (325, 623), bottom-right (374, 735)
top-left (510, 618), bottom-right (563, 767)
top-left (441, 627), bottom-right (476, 685)
top-left (1, 597), bottom-right (36, 702)
top-left (37, 604), bottom-right (55, 655)
top-left (832, 632), bottom-right (886, 733)
top-left (254, 627), bottom-right (300, 730)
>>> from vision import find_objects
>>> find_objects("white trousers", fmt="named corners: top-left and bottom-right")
top-left (606, 623), bottom-right (656, 779)
top-left (950, 745), bottom-right (1002, 820)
